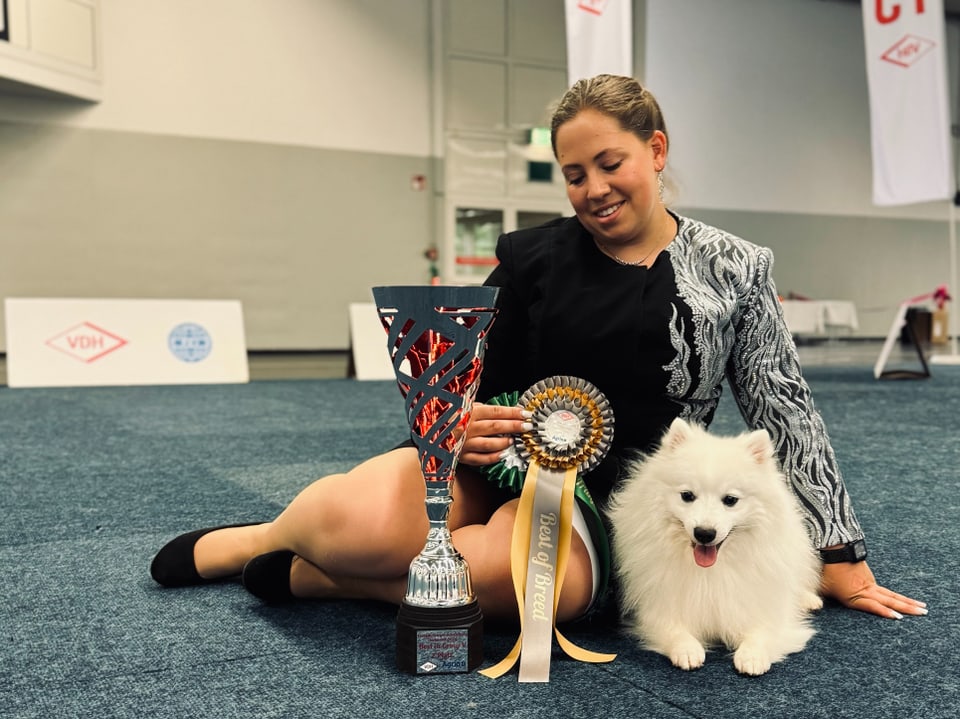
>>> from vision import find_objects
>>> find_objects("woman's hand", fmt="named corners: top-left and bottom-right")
top-left (459, 403), bottom-right (532, 467)
top-left (820, 561), bottom-right (927, 619)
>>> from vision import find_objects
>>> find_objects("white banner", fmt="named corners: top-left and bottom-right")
top-left (862, 0), bottom-right (952, 206)
top-left (565, 0), bottom-right (632, 86)
top-left (5, 298), bottom-right (249, 388)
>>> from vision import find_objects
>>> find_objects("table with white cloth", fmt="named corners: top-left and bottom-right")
top-left (780, 300), bottom-right (859, 337)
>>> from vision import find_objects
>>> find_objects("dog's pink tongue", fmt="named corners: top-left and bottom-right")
top-left (694, 544), bottom-right (718, 568)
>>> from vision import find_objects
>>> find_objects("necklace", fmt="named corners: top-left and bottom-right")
top-left (594, 237), bottom-right (661, 267)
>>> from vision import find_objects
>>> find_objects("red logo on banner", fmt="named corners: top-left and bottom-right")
top-left (881, 34), bottom-right (935, 67)
top-left (577, 0), bottom-right (609, 15)
top-left (45, 322), bottom-right (129, 363)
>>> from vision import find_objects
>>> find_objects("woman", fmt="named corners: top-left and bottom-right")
top-left (152, 74), bottom-right (925, 623)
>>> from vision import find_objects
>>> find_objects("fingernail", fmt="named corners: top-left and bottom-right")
top-left (890, 610), bottom-right (904, 620)
top-left (521, 410), bottom-right (533, 419)
top-left (521, 422), bottom-right (534, 431)
top-left (916, 607), bottom-right (929, 616)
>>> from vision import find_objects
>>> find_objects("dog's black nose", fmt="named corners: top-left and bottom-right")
top-left (694, 527), bottom-right (716, 544)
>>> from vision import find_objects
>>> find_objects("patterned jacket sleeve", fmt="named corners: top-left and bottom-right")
top-left (725, 245), bottom-right (864, 549)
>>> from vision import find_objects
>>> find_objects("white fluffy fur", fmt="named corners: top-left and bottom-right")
top-left (607, 418), bottom-right (823, 675)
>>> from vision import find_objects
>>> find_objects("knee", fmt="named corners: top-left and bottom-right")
top-left (450, 522), bottom-right (516, 620)
top-left (556, 538), bottom-right (594, 623)
top-left (472, 562), bottom-right (518, 621)
top-left (323, 494), bottom-right (426, 564)
top-left (468, 544), bottom-right (593, 624)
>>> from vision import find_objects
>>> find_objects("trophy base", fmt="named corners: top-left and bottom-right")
top-left (396, 600), bottom-right (483, 674)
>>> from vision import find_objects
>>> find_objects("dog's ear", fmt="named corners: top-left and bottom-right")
top-left (743, 429), bottom-right (775, 465)
top-left (662, 417), bottom-right (693, 450)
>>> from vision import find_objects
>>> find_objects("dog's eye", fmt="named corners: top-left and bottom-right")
top-left (680, 491), bottom-right (696, 503)
top-left (722, 495), bottom-right (739, 507)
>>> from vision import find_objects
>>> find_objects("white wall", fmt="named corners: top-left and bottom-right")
top-left (0, 0), bottom-right (436, 351)
top-left (0, 0), bottom-right (433, 156)
top-left (643, 0), bottom-right (960, 336)
top-left (647, 0), bottom-right (958, 222)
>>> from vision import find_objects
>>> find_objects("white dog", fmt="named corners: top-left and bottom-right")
top-left (607, 418), bottom-right (823, 675)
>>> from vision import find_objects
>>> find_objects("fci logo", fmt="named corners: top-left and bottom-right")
top-left (45, 322), bottom-right (128, 363)
top-left (881, 34), bottom-right (935, 67)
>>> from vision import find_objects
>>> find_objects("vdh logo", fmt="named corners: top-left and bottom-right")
top-left (45, 322), bottom-right (128, 363)
top-left (881, 34), bottom-right (935, 68)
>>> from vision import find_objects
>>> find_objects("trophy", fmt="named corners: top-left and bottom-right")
top-left (372, 285), bottom-right (499, 675)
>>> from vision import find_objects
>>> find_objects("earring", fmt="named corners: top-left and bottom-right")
top-left (657, 172), bottom-right (665, 202)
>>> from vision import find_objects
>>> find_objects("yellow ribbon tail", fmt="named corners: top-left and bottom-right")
top-left (554, 628), bottom-right (617, 664)
top-left (550, 467), bottom-right (616, 664)
top-left (479, 462), bottom-right (541, 678)
top-left (478, 637), bottom-right (522, 679)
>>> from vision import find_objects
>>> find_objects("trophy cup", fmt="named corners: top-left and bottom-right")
top-left (372, 285), bottom-right (499, 675)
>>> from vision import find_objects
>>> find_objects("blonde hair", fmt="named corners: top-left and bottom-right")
top-left (550, 75), bottom-right (668, 158)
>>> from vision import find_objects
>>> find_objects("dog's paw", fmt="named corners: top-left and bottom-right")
top-left (733, 644), bottom-right (772, 676)
top-left (800, 591), bottom-right (824, 612)
top-left (667, 639), bottom-right (706, 671)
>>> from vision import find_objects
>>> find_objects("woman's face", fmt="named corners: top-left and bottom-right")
top-left (554, 108), bottom-right (666, 247)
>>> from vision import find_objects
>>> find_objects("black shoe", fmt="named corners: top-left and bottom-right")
top-left (242, 550), bottom-right (297, 603)
top-left (150, 523), bottom-right (260, 587)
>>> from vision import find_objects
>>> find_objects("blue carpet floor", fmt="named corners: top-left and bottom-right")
top-left (1, 367), bottom-right (957, 718)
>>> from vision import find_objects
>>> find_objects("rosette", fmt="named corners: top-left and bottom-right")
top-left (479, 377), bottom-right (613, 494)
top-left (479, 376), bottom-right (617, 682)
top-left (516, 375), bottom-right (614, 473)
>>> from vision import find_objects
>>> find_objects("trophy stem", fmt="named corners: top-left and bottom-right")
top-left (404, 482), bottom-right (473, 607)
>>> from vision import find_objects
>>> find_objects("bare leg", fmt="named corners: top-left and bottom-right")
top-left (447, 498), bottom-right (595, 623)
top-left (193, 446), bottom-right (594, 620)
top-left (194, 447), bottom-right (494, 581)
top-left (284, 492), bottom-right (595, 623)
top-left (194, 524), bottom-right (270, 580)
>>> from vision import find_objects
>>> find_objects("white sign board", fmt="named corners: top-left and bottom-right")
top-left (5, 298), bottom-right (249, 388)
top-left (873, 302), bottom-right (929, 380)
top-left (348, 302), bottom-right (395, 380)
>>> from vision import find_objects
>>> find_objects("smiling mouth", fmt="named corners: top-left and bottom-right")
top-left (692, 540), bottom-right (725, 568)
top-left (596, 202), bottom-right (623, 218)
